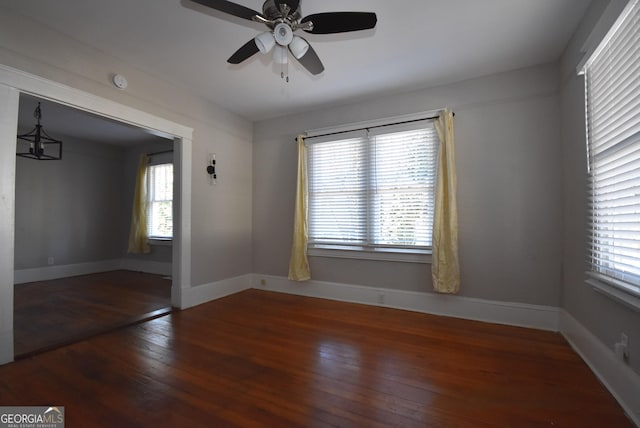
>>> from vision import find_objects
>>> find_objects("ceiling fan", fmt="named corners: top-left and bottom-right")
top-left (189, 0), bottom-right (377, 76)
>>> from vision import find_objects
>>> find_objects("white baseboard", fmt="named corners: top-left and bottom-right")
top-left (181, 274), bottom-right (252, 309)
top-left (251, 274), bottom-right (560, 331)
top-left (14, 260), bottom-right (121, 284)
top-left (14, 259), bottom-right (172, 284)
top-left (560, 310), bottom-right (640, 426)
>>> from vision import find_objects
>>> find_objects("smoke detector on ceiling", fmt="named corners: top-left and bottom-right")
top-left (112, 74), bottom-right (128, 90)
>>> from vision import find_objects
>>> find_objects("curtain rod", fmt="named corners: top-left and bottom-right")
top-left (294, 112), bottom-right (454, 142)
top-left (147, 149), bottom-right (173, 156)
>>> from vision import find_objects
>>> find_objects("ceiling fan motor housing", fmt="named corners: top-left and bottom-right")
top-left (262, 0), bottom-right (301, 21)
top-left (262, 0), bottom-right (281, 19)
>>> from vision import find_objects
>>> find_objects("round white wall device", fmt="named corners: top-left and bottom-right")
top-left (112, 74), bottom-right (128, 89)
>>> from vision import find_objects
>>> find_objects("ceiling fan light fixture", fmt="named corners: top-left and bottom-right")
top-left (273, 45), bottom-right (288, 64)
top-left (255, 31), bottom-right (276, 54)
top-left (273, 22), bottom-right (293, 46)
top-left (289, 36), bottom-right (309, 59)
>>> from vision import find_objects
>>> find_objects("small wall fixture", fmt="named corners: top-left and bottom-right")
top-left (207, 154), bottom-right (217, 185)
top-left (16, 102), bottom-right (63, 160)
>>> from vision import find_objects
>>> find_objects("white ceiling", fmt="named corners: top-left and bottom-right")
top-left (17, 94), bottom-right (165, 146)
top-left (4, 0), bottom-right (591, 121)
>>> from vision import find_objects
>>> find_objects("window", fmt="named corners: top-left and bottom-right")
top-left (146, 163), bottom-right (173, 239)
top-left (306, 119), bottom-right (438, 260)
top-left (582, 0), bottom-right (640, 307)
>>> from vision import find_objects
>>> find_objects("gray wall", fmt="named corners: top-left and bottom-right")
top-left (253, 63), bottom-right (563, 306)
top-left (0, 6), bottom-right (253, 286)
top-left (14, 136), bottom-right (126, 269)
top-left (15, 116), bottom-right (176, 271)
top-left (560, 0), bottom-right (640, 375)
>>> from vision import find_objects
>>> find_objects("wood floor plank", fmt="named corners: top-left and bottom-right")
top-left (0, 289), bottom-right (633, 427)
top-left (13, 270), bottom-right (172, 357)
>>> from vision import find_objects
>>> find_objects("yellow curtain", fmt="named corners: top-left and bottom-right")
top-left (432, 109), bottom-right (460, 293)
top-left (127, 154), bottom-right (151, 254)
top-left (288, 135), bottom-right (311, 281)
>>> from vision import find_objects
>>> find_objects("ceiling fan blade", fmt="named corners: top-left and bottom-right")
top-left (189, 0), bottom-right (262, 21)
top-left (274, 0), bottom-right (300, 15)
top-left (293, 42), bottom-right (324, 75)
top-left (227, 39), bottom-right (260, 64)
top-left (301, 12), bottom-right (377, 34)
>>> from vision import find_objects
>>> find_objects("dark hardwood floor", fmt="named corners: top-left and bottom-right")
top-left (13, 270), bottom-right (172, 358)
top-left (1, 289), bottom-right (632, 427)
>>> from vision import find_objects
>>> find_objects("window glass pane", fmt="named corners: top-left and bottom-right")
top-left (371, 129), bottom-right (437, 247)
top-left (308, 137), bottom-right (367, 245)
top-left (307, 121), bottom-right (438, 252)
top-left (147, 163), bottom-right (173, 238)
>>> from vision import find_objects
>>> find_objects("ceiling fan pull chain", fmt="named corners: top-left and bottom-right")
top-left (280, 52), bottom-right (290, 83)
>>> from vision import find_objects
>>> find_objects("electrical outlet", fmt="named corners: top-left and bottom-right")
top-left (47, 257), bottom-right (54, 265)
top-left (260, 279), bottom-right (266, 286)
top-left (377, 293), bottom-right (385, 305)
top-left (614, 333), bottom-right (629, 363)
top-left (620, 333), bottom-right (628, 347)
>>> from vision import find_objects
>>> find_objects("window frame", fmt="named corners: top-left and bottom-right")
top-left (580, 0), bottom-right (640, 311)
top-left (304, 112), bottom-right (440, 264)
top-left (145, 161), bottom-right (174, 243)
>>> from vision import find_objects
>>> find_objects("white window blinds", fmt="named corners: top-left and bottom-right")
top-left (584, 0), bottom-right (640, 297)
top-left (307, 131), bottom-right (368, 246)
top-left (146, 163), bottom-right (173, 239)
top-left (307, 120), bottom-right (438, 252)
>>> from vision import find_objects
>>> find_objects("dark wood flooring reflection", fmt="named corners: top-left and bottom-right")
top-left (1, 289), bottom-right (632, 426)
top-left (14, 270), bottom-right (171, 358)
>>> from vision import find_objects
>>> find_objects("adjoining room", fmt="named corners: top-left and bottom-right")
top-left (13, 94), bottom-right (174, 357)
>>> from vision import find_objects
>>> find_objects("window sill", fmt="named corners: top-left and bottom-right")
top-left (308, 246), bottom-right (431, 264)
top-left (148, 238), bottom-right (172, 247)
top-left (586, 275), bottom-right (640, 312)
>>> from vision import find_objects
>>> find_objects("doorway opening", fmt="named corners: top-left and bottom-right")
top-left (13, 94), bottom-right (176, 358)
top-left (0, 64), bottom-right (193, 365)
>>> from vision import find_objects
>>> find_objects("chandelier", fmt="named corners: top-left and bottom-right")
top-left (16, 102), bottom-right (63, 160)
